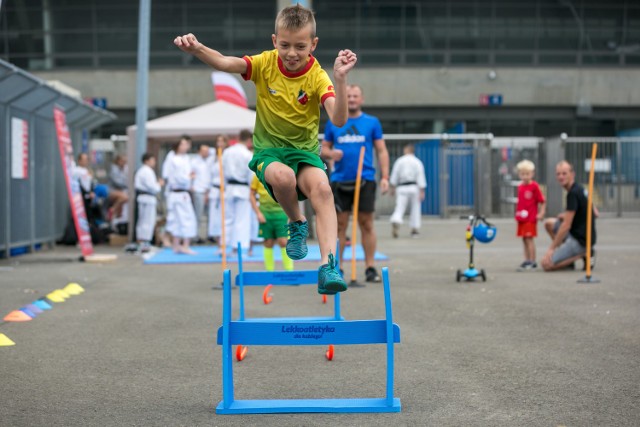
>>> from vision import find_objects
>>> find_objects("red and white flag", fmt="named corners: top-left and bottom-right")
top-left (212, 72), bottom-right (247, 108)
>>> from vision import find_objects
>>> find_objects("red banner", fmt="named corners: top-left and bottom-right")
top-left (54, 106), bottom-right (94, 257)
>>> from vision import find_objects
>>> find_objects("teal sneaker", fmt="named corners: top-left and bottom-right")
top-left (286, 220), bottom-right (308, 260)
top-left (318, 253), bottom-right (347, 294)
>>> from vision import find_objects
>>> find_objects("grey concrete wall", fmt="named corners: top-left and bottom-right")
top-left (33, 67), bottom-right (640, 109)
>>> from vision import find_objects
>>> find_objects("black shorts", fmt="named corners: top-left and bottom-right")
top-left (331, 180), bottom-right (377, 213)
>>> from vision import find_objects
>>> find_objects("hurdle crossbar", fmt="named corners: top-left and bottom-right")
top-left (235, 243), bottom-right (342, 321)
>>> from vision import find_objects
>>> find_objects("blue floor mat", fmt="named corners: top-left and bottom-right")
top-left (143, 244), bottom-right (388, 265)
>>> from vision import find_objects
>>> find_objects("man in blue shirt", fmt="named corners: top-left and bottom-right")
top-left (321, 85), bottom-right (390, 283)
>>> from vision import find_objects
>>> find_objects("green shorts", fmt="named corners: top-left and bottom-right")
top-left (249, 147), bottom-right (326, 202)
top-left (259, 211), bottom-right (289, 240)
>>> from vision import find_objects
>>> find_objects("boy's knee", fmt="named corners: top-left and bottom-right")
top-left (308, 180), bottom-right (333, 201)
top-left (269, 168), bottom-right (297, 190)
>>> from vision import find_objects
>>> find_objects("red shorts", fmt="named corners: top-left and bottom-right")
top-left (517, 222), bottom-right (537, 237)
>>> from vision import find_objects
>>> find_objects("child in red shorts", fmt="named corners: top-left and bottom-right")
top-left (515, 160), bottom-right (546, 270)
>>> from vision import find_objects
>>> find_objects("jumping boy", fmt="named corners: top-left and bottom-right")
top-left (174, 4), bottom-right (357, 294)
top-left (515, 159), bottom-right (546, 270)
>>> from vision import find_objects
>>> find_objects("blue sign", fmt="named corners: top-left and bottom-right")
top-left (92, 98), bottom-right (107, 109)
top-left (488, 94), bottom-right (503, 105)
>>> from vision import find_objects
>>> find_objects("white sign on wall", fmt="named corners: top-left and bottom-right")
top-left (584, 158), bottom-right (611, 173)
top-left (11, 117), bottom-right (29, 179)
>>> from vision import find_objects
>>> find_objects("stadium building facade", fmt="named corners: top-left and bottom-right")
top-left (2, 0), bottom-right (639, 137)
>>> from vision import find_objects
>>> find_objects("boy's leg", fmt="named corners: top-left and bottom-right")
top-left (264, 162), bottom-right (304, 222)
top-left (297, 165), bottom-right (346, 293)
top-left (526, 237), bottom-right (536, 262)
top-left (263, 240), bottom-right (275, 271)
top-left (297, 166), bottom-right (336, 264)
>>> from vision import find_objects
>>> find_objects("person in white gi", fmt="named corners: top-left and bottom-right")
top-left (207, 135), bottom-right (228, 244)
top-left (134, 153), bottom-right (163, 251)
top-left (221, 129), bottom-right (254, 254)
top-left (165, 136), bottom-right (198, 254)
top-left (190, 144), bottom-right (212, 243)
top-left (389, 144), bottom-right (427, 238)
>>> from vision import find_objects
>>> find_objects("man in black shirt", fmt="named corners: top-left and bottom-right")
top-left (542, 161), bottom-right (597, 271)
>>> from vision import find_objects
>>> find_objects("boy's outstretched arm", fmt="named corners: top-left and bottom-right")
top-left (174, 33), bottom-right (247, 74)
top-left (324, 49), bottom-right (357, 127)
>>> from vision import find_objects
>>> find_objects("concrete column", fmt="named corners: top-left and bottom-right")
top-left (543, 135), bottom-right (566, 216)
top-left (474, 138), bottom-right (492, 217)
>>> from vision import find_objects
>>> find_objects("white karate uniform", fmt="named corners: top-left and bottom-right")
top-left (165, 153), bottom-right (197, 239)
top-left (161, 150), bottom-right (176, 232)
top-left (191, 154), bottom-right (212, 239)
top-left (221, 143), bottom-right (253, 251)
top-left (207, 152), bottom-right (223, 238)
top-left (134, 164), bottom-right (161, 242)
top-left (389, 153), bottom-right (427, 229)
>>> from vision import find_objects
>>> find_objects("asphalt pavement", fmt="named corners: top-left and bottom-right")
top-left (1, 217), bottom-right (639, 427)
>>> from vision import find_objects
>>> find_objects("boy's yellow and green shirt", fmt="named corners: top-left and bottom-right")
top-left (242, 50), bottom-right (335, 154)
top-left (250, 174), bottom-right (283, 214)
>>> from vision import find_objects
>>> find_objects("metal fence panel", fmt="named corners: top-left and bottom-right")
top-left (415, 140), bottom-right (440, 215)
top-left (1, 59), bottom-right (115, 258)
top-left (565, 139), bottom-right (640, 216)
top-left (0, 103), bottom-right (6, 251)
top-left (446, 143), bottom-right (475, 212)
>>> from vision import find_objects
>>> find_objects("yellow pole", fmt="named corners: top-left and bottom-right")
top-left (584, 143), bottom-right (597, 279)
top-left (218, 147), bottom-right (227, 270)
top-left (350, 146), bottom-right (366, 282)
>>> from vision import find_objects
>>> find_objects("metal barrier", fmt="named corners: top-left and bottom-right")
top-left (378, 134), bottom-right (493, 218)
top-left (382, 134), bottom-right (640, 219)
top-left (563, 136), bottom-right (640, 217)
top-left (0, 59), bottom-right (115, 258)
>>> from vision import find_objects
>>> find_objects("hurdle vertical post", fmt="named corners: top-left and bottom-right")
top-left (578, 143), bottom-right (600, 284)
top-left (350, 146), bottom-right (366, 286)
top-left (218, 147), bottom-right (227, 270)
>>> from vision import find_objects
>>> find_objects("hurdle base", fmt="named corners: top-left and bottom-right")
top-left (577, 275), bottom-right (600, 284)
top-left (212, 283), bottom-right (237, 291)
top-left (349, 280), bottom-right (366, 288)
top-left (216, 397), bottom-right (401, 414)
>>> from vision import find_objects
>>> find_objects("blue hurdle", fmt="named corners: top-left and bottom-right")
top-left (215, 267), bottom-right (402, 414)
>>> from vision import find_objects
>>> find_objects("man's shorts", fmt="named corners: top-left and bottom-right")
top-left (249, 147), bottom-right (326, 202)
top-left (331, 180), bottom-right (377, 213)
top-left (259, 211), bottom-right (289, 240)
top-left (551, 233), bottom-right (586, 265)
top-left (517, 221), bottom-right (537, 237)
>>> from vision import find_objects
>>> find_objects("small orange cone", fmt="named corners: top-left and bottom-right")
top-left (3, 310), bottom-right (33, 322)
top-left (0, 333), bottom-right (16, 346)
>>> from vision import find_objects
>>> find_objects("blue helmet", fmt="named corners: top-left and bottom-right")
top-left (473, 223), bottom-right (497, 243)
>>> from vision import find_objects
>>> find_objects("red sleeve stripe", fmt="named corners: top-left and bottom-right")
top-left (241, 56), bottom-right (252, 81)
top-left (321, 92), bottom-right (335, 106)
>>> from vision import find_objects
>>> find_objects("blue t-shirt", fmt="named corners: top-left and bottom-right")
top-left (323, 113), bottom-right (383, 182)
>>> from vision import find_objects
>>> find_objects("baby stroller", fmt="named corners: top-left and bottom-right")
top-left (456, 214), bottom-right (497, 282)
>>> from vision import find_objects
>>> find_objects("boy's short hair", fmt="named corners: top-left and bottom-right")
top-left (275, 4), bottom-right (316, 37)
top-left (517, 159), bottom-right (535, 173)
top-left (239, 129), bottom-right (253, 142)
top-left (141, 153), bottom-right (154, 164)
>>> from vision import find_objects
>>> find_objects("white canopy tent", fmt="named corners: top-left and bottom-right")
top-left (126, 99), bottom-right (256, 144)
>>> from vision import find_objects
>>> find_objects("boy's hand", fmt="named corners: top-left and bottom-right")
top-left (333, 49), bottom-right (357, 78)
top-left (174, 33), bottom-right (202, 54)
